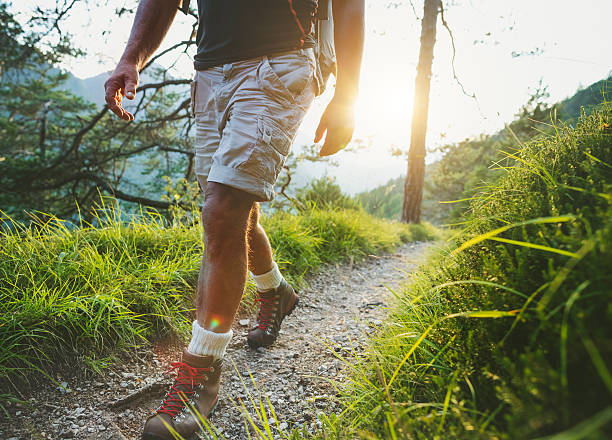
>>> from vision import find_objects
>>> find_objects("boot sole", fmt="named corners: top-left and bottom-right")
top-left (247, 293), bottom-right (299, 349)
top-left (141, 397), bottom-right (220, 440)
top-left (188, 397), bottom-right (220, 439)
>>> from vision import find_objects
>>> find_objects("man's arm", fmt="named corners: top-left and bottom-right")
top-left (104, 0), bottom-right (181, 121)
top-left (314, 0), bottom-right (365, 156)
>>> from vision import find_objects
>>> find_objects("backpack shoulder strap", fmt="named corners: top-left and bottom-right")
top-left (178, 0), bottom-right (191, 15)
top-left (316, 0), bottom-right (330, 20)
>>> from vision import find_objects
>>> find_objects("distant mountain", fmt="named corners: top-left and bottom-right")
top-left (558, 76), bottom-right (612, 120)
top-left (63, 64), bottom-right (188, 107)
top-left (61, 72), bottom-right (108, 106)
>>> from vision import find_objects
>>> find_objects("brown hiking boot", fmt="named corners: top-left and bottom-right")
top-left (247, 278), bottom-right (299, 348)
top-left (141, 349), bottom-right (222, 440)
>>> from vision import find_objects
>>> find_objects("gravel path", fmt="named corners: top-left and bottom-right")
top-left (1, 242), bottom-right (430, 440)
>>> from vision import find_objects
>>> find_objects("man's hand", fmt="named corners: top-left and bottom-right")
top-left (104, 62), bottom-right (139, 121)
top-left (102, 0), bottom-right (180, 121)
top-left (315, 0), bottom-right (364, 157)
top-left (314, 97), bottom-right (355, 157)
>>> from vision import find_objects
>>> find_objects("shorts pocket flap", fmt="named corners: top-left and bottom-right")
top-left (258, 116), bottom-right (292, 156)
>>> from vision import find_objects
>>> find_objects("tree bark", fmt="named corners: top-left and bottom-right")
top-left (401, 0), bottom-right (440, 223)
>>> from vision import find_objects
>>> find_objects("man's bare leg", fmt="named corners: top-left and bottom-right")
top-left (247, 203), bottom-right (275, 276)
top-left (143, 182), bottom-right (255, 439)
top-left (195, 182), bottom-right (256, 332)
top-left (245, 205), bottom-right (298, 348)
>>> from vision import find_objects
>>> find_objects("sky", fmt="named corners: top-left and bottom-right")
top-left (13, 0), bottom-right (612, 193)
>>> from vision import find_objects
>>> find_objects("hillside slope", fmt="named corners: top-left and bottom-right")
top-left (358, 76), bottom-right (612, 223)
top-left (329, 104), bottom-right (612, 439)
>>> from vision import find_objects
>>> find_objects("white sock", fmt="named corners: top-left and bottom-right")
top-left (187, 320), bottom-right (233, 359)
top-left (251, 262), bottom-right (283, 291)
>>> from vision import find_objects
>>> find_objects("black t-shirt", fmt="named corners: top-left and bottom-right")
top-left (180, 0), bottom-right (318, 70)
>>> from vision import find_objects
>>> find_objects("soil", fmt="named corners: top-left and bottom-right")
top-left (0, 242), bottom-right (430, 440)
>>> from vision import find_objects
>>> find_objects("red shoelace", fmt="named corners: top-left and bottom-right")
top-left (158, 361), bottom-right (210, 417)
top-left (254, 292), bottom-right (278, 331)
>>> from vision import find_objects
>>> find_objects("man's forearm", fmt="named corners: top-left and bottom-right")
top-left (332, 0), bottom-right (365, 102)
top-left (120, 0), bottom-right (181, 69)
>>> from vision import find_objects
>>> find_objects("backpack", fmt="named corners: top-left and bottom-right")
top-left (314, 0), bottom-right (336, 95)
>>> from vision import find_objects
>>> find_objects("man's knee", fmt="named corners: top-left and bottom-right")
top-left (202, 183), bottom-right (255, 240)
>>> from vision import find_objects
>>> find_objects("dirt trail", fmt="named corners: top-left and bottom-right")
top-left (1, 242), bottom-right (430, 440)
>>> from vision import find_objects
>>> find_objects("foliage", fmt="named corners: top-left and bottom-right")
top-left (0, 3), bottom-right (199, 221)
top-left (316, 105), bottom-right (612, 438)
top-left (295, 177), bottom-right (359, 211)
top-left (0, 203), bottom-right (436, 386)
top-left (356, 176), bottom-right (405, 220)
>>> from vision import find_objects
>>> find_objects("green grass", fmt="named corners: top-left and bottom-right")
top-left (0, 203), bottom-right (436, 388)
top-left (307, 105), bottom-right (612, 439)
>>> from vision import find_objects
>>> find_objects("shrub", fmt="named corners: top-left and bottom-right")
top-left (295, 176), bottom-right (359, 211)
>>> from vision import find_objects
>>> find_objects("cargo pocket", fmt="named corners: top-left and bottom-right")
top-left (239, 115), bottom-right (292, 182)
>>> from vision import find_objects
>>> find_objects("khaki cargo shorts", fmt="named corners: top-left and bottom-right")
top-left (191, 48), bottom-right (317, 201)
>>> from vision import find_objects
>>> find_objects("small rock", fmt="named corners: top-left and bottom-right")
top-left (120, 381), bottom-right (128, 387)
top-left (239, 319), bottom-right (250, 326)
top-left (58, 381), bottom-right (70, 394)
top-left (279, 422), bottom-right (288, 430)
top-left (98, 424), bottom-right (106, 431)
top-left (121, 372), bottom-right (135, 379)
top-left (60, 428), bottom-right (75, 438)
top-left (256, 347), bottom-right (266, 354)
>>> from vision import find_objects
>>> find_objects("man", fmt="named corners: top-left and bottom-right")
top-left (104, 0), bottom-right (364, 438)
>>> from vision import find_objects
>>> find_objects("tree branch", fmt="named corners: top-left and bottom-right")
top-left (78, 172), bottom-right (192, 210)
top-left (47, 105), bottom-right (109, 170)
top-left (141, 40), bottom-right (196, 72)
top-left (137, 79), bottom-right (191, 93)
top-left (439, 2), bottom-right (476, 100)
top-left (159, 146), bottom-right (194, 156)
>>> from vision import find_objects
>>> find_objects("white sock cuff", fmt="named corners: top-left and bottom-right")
top-left (251, 262), bottom-right (283, 291)
top-left (187, 321), bottom-right (233, 359)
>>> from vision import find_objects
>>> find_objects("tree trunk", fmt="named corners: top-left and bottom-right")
top-left (401, 0), bottom-right (440, 223)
